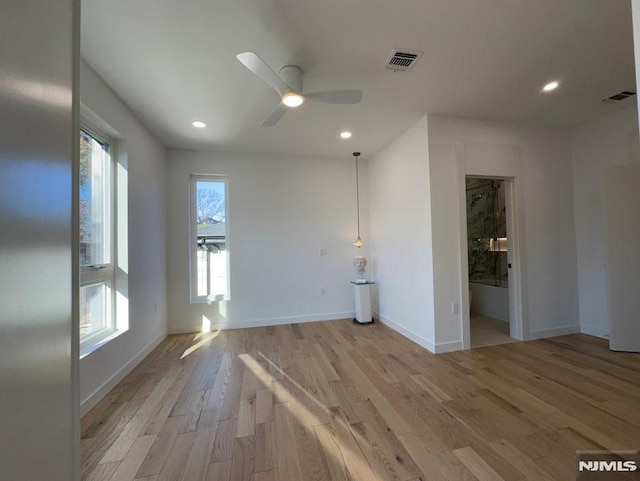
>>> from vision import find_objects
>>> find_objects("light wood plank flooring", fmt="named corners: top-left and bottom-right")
top-left (470, 315), bottom-right (514, 348)
top-left (81, 319), bottom-right (640, 481)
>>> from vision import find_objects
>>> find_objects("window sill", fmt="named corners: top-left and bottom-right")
top-left (80, 328), bottom-right (127, 359)
top-left (190, 295), bottom-right (229, 304)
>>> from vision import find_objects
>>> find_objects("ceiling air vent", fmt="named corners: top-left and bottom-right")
top-left (601, 90), bottom-right (636, 104)
top-left (384, 48), bottom-right (423, 72)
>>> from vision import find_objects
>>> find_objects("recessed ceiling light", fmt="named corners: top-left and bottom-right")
top-left (542, 81), bottom-right (559, 92)
top-left (340, 131), bottom-right (352, 139)
top-left (282, 92), bottom-right (304, 107)
top-left (192, 120), bottom-right (207, 128)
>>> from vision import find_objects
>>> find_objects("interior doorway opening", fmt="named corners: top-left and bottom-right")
top-left (465, 177), bottom-right (516, 348)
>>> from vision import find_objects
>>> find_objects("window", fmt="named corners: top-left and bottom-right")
top-left (190, 176), bottom-right (229, 303)
top-left (80, 128), bottom-right (115, 347)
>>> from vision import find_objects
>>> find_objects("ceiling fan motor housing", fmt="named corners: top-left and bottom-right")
top-left (279, 65), bottom-right (303, 92)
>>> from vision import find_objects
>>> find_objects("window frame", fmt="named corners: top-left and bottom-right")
top-left (79, 122), bottom-right (117, 351)
top-left (189, 174), bottom-right (230, 304)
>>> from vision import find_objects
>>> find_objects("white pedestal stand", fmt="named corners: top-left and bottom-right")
top-left (351, 281), bottom-right (375, 325)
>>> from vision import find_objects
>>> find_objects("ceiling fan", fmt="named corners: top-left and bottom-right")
top-left (236, 52), bottom-right (363, 127)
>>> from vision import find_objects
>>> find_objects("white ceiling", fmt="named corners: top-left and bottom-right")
top-left (81, 0), bottom-right (636, 159)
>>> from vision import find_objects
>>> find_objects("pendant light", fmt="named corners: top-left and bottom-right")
top-left (353, 152), bottom-right (363, 248)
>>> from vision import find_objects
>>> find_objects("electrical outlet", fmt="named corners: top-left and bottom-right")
top-left (319, 248), bottom-right (327, 256)
top-left (451, 302), bottom-right (459, 314)
top-left (320, 286), bottom-right (326, 296)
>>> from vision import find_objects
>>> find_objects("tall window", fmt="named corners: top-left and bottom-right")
top-left (80, 128), bottom-right (115, 345)
top-left (190, 176), bottom-right (229, 303)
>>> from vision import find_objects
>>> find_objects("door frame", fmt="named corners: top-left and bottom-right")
top-left (455, 141), bottom-right (528, 349)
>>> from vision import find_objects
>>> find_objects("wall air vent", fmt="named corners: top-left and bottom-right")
top-left (601, 90), bottom-right (636, 104)
top-left (384, 48), bottom-right (423, 72)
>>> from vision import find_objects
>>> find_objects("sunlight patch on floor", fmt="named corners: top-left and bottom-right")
top-left (180, 321), bottom-right (220, 359)
top-left (237, 351), bottom-right (385, 481)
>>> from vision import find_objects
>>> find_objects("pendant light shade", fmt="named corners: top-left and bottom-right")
top-left (353, 152), bottom-right (362, 248)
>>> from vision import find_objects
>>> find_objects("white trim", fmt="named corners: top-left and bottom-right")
top-left (79, 124), bottom-right (119, 352)
top-left (79, 325), bottom-right (122, 359)
top-left (189, 174), bottom-right (230, 304)
top-left (80, 330), bottom-right (167, 417)
top-left (505, 177), bottom-right (527, 340)
top-left (580, 325), bottom-right (609, 340)
top-left (80, 103), bottom-right (123, 140)
top-left (456, 142), bottom-right (472, 350)
top-left (527, 325), bottom-right (580, 340)
top-left (168, 311), bottom-right (355, 335)
top-left (456, 141), bottom-right (528, 351)
top-left (374, 312), bottom-right (436, 353)
top-left (433, 340), bottom-right (464, 354)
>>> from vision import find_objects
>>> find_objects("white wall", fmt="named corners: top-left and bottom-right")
top-left (634, 0), bottom-right (640, 129)
top-left (469, 283), bottom-right (509, 322)
top-left (427, 115), bottom-right (579, 345)
top-left (602, 164), bottom-right (640, 351)
top-left (0, 1), bottom-right (78, 479)
top-left (571, 106), bottom-right (639, 338)
top-left (79, 61), bottom-right (168, 412)
top-left (166, 150), bottom-right (368, 333)
top-left (367, 117), bottom-right (436, 351)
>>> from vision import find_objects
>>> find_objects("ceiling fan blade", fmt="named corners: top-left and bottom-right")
top-left (236, 52), bottom-right (290, 97)
top-left (261, 104), bottom-right (288, 127)
top-left (305, 90), bottom-right (363, 104)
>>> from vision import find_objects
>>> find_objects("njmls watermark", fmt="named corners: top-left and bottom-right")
top-left (577, 450), bottom-right (640, 480)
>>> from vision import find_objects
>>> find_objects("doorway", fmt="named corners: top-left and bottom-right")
top-left (456, 141), bottom-right (526, 350)
top-left (465, 177), bottom-right (514, 347)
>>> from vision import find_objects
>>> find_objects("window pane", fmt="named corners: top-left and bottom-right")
top-left (79, 127), bottom-right (114, 343)
top-left (195, 180), bottom-right (227, 300)
top-left (80, 283), bottom-right (111, 338)
top-left (80, 130), bottom-right (110, 267)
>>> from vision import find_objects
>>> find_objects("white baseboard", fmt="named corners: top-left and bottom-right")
top-left (167, 311), bottom-right (356, 335)
top-left (80, 330), bottom-right (168, 417)
top-left (374, 312), bottom-right (437, 353)
top-left (528, 325), bottom-right (580, 340)
top-left (580, 325), bottom-right (609, 340)
top-left (434, 340), bottom-right (464, 353)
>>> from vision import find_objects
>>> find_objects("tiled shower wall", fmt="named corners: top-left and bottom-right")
top-left (466, 178), bottom-right (508, 287)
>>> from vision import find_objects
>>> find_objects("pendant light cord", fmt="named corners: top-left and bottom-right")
top-left (355, 154), bottom-right (360, 239)
top-left (352, 152), bottom-right (362, 247)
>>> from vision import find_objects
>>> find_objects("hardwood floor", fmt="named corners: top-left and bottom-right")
top-left (470, 315), bottom-right (514, 348)
top-left (81, 319), bottom-right (640, 481)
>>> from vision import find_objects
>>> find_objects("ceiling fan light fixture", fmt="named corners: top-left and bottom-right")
top-left (340, 131), bottom-right (352, 139)
top-left (282, 92), bottom-right (304, 107)
top-left (235, 52), bottom-right (363, 126)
